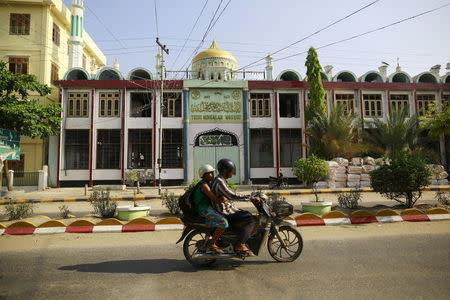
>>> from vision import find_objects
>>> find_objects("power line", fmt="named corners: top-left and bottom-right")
top-left (170, 0), bottom-right (210, 70)
top-left (238, 0), bottom-right (381, 71)
top-left (255, 2), bottom-right (450, 69)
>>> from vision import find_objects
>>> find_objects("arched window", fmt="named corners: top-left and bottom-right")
top-left (390, 72), bottom-right (411, 83)
top-left (444, 74), bottom-right (450, 83)
top-left (416, 72), bottom-right (438, 83)
top-left (278, 70), bottom-right (301, 81)
top-left (362, 71), bottom-right (383, 82)
top-left (320, 72), bottom-right (329, 82)
top-left (335, 71), bottom-right (357, 82)
top-left (129, 68), bottom-right (152, 80)
top-left (97, 68), bottom-right (122, 80)
top-left (65, 68), bottom-right (89, 80)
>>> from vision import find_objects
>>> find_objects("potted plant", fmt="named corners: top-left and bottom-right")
top-left (293, 155), bottom-right (332, 215)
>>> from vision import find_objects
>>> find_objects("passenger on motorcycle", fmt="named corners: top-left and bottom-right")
top-left (211, 158), bottom-right (261, 256)
top-left (193, 164), bottom-right (229, 254)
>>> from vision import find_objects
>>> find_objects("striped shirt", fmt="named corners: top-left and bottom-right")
top-left (211, 175), bottom-right (249, 216)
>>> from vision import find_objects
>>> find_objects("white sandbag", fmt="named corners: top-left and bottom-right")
top-left (375, 158), bottom-right (389, 165)
top-left (362, 165), bottom-right (375, 173)
top-left (350, 157), bottom-right (363, 166)
top-left (430, 180), bottom-right (439, 185)
top-left (438, 179), bottom-right (449, 185)
top-left (315, 181), bottom-right (329, 189)
top-left (332, 157), bottom-right (349, 166)
top-left (347, 174), bottom-right (361, 181)
top-left (437, 171), bottom-right (448, 180)
top-left (326, 161), bottom-right (339, 169)
top-left (360, 174), bottom-right (371, 181)
top-left (347, 181), bottom-right (361, 188)
top-left (433, 165), bottom-right (445, 174)
top-left (334, 174), bottom-right (348, 182)
top-left (363, 156), bottom-right (376, 166)
top-left (335, 166), bottom-right (347, 174)
top-left (348, 166), bottom-right (363, 174)
top-left (334, 182), bottom-right (347, 188)
top-left (360, 181), bottom-right (371, 187)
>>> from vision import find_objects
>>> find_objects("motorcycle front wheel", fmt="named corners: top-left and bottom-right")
top-left (183, 229), bottom-right (216, 267)
top-left (267, 226), bottom-right (303, 262)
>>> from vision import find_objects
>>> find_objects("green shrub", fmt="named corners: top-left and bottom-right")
top-left (293, 154), bottom-right (328, 187)
top-left (337, 189), bottom-right (362, 209)
top-left (58, 204), bottom-right (71, 219)
top-left (89, 190), bottom-right (117, 218)
top-left (161, 189), bottom-right (181, 215)
top-left (370, 151), bottom-right (431, 208)
top-left (4, 201), bottom-right (33, 220)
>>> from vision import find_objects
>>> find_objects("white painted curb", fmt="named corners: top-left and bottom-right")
top-left (92, 225), bottom-right (123, 233)
top-left (324, 218), bottom-right (352, 225)
top-left (376, 216), bottom-right (404, 223)
top-left (427, 214), bottom-right (450, 221)
top-left (155, 224), bottom-right (184, 231)
top-left (35, 227), bottom-right (66, 234)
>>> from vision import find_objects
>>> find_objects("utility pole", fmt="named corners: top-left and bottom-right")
top-left (156, 38), bottom-right (169, 195)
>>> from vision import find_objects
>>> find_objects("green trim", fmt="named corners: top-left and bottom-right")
top-left (76, 16), bottom-right (79, 36)
top-left (80, 17), bottom-right (83, 37)
top-left (70, 15), bottom-right (74, 36)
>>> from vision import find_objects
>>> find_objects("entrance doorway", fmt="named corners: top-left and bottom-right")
top-left (193, 130), bottom-right (240, 184)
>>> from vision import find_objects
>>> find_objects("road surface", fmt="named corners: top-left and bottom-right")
top-left (1, 221), bottom-right (449, 299)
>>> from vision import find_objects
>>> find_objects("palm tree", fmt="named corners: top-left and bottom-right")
top-left (307, 104), bottom-right (362, 159)
top-left (363, 106), bottom-right (420, 155)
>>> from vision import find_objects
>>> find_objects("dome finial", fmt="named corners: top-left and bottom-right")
top-left (210, 40), bottom-right (219, 49)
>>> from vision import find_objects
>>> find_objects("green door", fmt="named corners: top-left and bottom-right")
top-left (193, 146), bottom-right (240, 184)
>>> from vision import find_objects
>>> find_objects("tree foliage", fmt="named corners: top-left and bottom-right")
top-left (305, 47), bottom-right (326, 123)
top-left (0, 61), bottom-right (61, 138)
top-left (293, 154), bottom-right (328, 187)
top-left (363, 106), bottom-right (420, 155)
top-left (420, 100), bottom-right (450, 136)
top-left (307, 104), bottom-right (363, 159)
top-left (370, 151), bottom-right (431, 208)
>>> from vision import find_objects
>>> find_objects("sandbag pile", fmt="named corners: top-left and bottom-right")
top-left (427, 164), bottom-right (449, 185)
top-left (317, 157), bottom-right (379, 189)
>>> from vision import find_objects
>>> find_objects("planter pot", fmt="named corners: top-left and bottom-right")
top-left (116, 205), bottom-right (150, 221)
top-left (301, 201), bottom-right (332, 215)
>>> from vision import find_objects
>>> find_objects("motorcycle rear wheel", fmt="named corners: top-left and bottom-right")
top-left (267, 226), bottom-right (303, 262)
top-left (183, 229), bottom-right (217, 267)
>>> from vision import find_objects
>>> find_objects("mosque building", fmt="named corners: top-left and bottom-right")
top-left (54, 37), bottom-right (450, 187)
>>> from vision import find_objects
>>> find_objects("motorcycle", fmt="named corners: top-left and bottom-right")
top-left (176, 192), bottom-right (303, 267)
top-left (268, 174), bottom-right (289, 189)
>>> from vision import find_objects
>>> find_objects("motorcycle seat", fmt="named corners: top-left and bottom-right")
top-left (181, 216), bottom-right (211, 228)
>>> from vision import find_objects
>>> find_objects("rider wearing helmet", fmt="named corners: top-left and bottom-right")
top-left (211, 158), bottom-right (261, 256)
top-left (193, 164), bottom-right (229, 254)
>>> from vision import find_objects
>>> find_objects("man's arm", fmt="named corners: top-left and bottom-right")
top-left (216, 178), bottom-right (249, 201)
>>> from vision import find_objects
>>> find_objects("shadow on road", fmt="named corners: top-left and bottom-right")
top-left (59, 258), bottom-right (274, 274)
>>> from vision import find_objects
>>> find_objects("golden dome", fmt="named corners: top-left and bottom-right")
top-left (192, 40), bottom-right (237, 63)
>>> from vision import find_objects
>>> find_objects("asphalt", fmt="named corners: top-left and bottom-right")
top-left (1, 221), bottom-right (449, 300)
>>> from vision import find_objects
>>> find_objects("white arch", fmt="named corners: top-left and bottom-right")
top-left (276, 69), bottom-right (302, 81)
top-left (95, 67), bottom-right (124, 80)
top-left (320, 72), bottom-right (329, 81)
top-left (63, 67), bottom-right (91, 80)
top-left (333, 70), bottom-right (358, 82)
top-left (414, 71), bottom-right (439, 84)
top-left (387, 71), bottom-right (413, 83)
top-left (359, 70), bottom-right (385, 82)
top-left (127, 67), bottom-right (153, 80)
top-left (441, 73), bottom-right (450, 84)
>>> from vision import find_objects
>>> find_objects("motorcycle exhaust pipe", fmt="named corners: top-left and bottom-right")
top-left (192, 253), bottom-right (236, 259)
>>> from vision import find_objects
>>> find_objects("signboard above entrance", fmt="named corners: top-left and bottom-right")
top-left (0, 129), bottom-right (20, 161)
top-left (190, 89), bottom-right (242, 123)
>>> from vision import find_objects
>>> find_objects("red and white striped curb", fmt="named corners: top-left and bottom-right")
top-left (1, 214), bottom-right (449, 235)
top-left (285, 214), bottom-right (450, 227)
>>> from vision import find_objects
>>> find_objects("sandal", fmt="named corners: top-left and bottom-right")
top-left (208, 244), bottom-right (225, 254)
top-left (234, 245), bottom-right (255, 257)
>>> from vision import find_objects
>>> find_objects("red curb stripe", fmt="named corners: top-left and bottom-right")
top-left (401, 215), bottom-right (430, 222)
top-left (122, 224), bottom-right (155, 232)
top-left (350, 216), bottom-right (378, 224)
top-left (296, 219), bottom-right (326, 226)
top-left (5, 227), bottom-right (36, 235)
top-left (65, 226), bottom-right (94, 233)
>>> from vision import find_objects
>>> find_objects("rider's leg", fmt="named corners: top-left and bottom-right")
top-left (209, 227), bottom-right (226, 253)
top-left (201, 207), bottom-right (229, 254)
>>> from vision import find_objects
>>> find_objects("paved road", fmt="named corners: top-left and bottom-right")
top-left (1, 221), bottom-right (449, 300)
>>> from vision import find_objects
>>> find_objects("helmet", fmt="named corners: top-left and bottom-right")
top-left (198, 164), bottom-right (215, 178)
top-left (217, 158), bottom-right (236, 175)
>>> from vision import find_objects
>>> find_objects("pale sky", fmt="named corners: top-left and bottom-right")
top-left (65, 0), bottom-right (450, 79)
